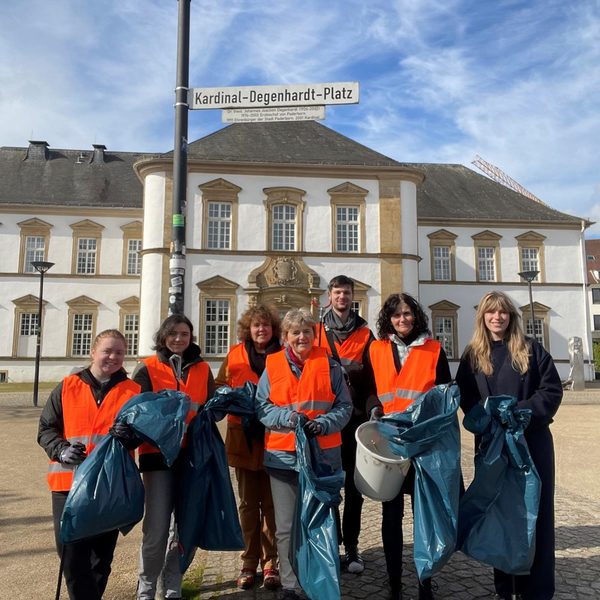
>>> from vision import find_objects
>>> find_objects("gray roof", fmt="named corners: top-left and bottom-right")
top-left (414, 162), bottom-right (581, 225)
top-left (182, 121), bottom-right (402, 167)
top-left (0, 142), bottom-right (149, 209)
top-left (0, 124), bottom-right (583, 226)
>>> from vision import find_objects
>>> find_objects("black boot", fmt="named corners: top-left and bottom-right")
top-left (388, 575), bottom-right (403, 600)
top-left (418, 578), bottom-right (434, 600)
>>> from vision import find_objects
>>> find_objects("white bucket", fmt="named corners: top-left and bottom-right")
top-left (354, 421), bottom-right (411, 502)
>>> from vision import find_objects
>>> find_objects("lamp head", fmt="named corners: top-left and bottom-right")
top-left (518, 270), bottom-right (539, 283)
top-left (31, 261), bottom-right (55, 274)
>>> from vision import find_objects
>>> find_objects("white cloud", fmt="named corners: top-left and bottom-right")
top-left (0, 0), bottom-right (598, 232)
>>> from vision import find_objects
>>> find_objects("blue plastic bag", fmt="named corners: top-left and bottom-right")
top-left (290, 422), bottom-right (344, 600)
top-left (379, 383), bottom-right (461, 581)
top-left (458, 395), bottom-right (540, 575)
top-left (60, 390), bottom-right (190, 543)
top-left (176, 385), bottom-right (254, 571)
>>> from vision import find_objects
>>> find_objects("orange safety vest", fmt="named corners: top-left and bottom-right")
top-left (225, 343), bottom-right (259, 425)
top-left (315, 323), bottom-right (371, 369)
top-left (369, 339), bottom-right (441, 414)
top-left (137, 355), bottom-right (210, 457)
top-left (47, 375), bottom-right (141, 492)
top-left (264, 347), bottom-right (341, 452)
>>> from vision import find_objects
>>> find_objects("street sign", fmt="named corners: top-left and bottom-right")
top-left (222, 105), bottom-right (325, 123)
top-left (190, 82), bottom-right (359, 110)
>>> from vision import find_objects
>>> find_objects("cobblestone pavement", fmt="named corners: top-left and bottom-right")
top-left (187, 475), bottom-right (600, 600)
top-left (1, 393), bottom-right (599, 600)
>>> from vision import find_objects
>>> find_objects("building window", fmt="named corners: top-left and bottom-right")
top-left (12, 295), bottom-right (46, 357)
top-left (594, 315), bottom-right (600, 331)
top-left (207, 202), bottom-right (232, 249)
top-left (525, 317), bottom-right (545, 346)
top-left (123, 314), bottom-right (139, 356)
top-left (520, 301), bottom-right (550, 349)
top-left (24, 236), bottom-right (46, 273)
top-left (272, 204), bottom-right (296, 251)
top-left (70, 220), bottom-right (104, 276)
top-left (199, 179), bottom-right (241, 251)
top-left (196, 275), bottom-right (239, 356)
top-left (264, 187), bottom-right (306, 252)
top-left (118, 296), bottom-right (140, 357)
top-left (20, 312), bottom-right (39, 336)
top-left (472, 230), bottom-right (502, 282)
top-left (126, 239), bottom-right (142, 275)
top-left (204, 299), bottom-right (230, 356)
top-left (121, 221), bottom-right (143, 276)
top-left (516, 231), bottom-right (546, 282)
top-left (433, 246), bottom-right (451, 281)
top-left (197, 275), bottom-right (239, 357)
top-left (434, 316), bottom-right (455, 359)
top-left (429, 300), bottom-right (460, 360)
top-left (428, 230), bottom-right (457, 282)
top-left (477, 247), bottom-right (496, 281)
top-left (66, 295), bottom-right (99, 357)
top-left (76, 238), bottom-right (97, 274)
top-left (593, 288), bottom-right (600, 304)
top-left (71, 313), bottom-right (93, 356)
top-left (329, 182), bottom-right (368, 253)
top-left (18, 218), bottom-right (52, 274)
top-left (335, 206), bottom-right (360, 252)
top-left (521, 247), bottom-right (539, 277)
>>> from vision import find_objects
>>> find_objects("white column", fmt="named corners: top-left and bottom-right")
top-left (139, 173), bottom-right (167, 356)
top-left (400, 180), bottom-right (419, 297)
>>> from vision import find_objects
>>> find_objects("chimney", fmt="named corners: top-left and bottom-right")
top-left (92, 144), bottom-right (106, 163)
top-left (26, 140), bottom-right (49, 161)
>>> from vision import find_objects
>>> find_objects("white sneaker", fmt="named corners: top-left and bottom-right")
top-left (344, 547), bottom-right (365, 574)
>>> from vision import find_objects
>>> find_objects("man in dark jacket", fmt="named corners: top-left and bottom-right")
top-left (315, 275), bottom-right (375, 574)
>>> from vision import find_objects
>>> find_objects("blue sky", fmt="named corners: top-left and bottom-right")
top-left (1, 0), bottom-right (599, 233)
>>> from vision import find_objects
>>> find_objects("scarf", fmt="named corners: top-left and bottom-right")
top-left (245, 337), bottom-right (281, 377)
top-left (322, 309), bottom-right (366, 343)
top-left (389, 331), bottom-right (431, 367)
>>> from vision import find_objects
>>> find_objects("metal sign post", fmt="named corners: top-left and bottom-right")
top-left (169, 0), bottom-right (191, 317)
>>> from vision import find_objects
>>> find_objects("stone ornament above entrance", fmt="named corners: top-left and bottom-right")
top-left (246, 256), bottom-right (323, 312)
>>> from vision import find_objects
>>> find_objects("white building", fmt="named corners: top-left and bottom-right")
top-left (0, 123), bottom-right (592, 383)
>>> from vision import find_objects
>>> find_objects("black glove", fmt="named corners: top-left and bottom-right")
top-left (59, 442), bottom-right (87, 465)
top-left (303, 420), bottom-right (322, 438)
top-left (370, 406), bottom-right (384, 421)
top-left (109, 422), bottom-right (141, 450)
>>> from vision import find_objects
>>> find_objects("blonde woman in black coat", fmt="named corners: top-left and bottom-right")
top-left (456, 291), bottom-right (562, 600)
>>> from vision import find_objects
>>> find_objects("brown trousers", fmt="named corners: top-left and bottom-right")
top-left (235, 467), bottom-right (278, 571)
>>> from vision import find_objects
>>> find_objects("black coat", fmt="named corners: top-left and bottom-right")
top-left (456, 338), bottom-right (562, 600)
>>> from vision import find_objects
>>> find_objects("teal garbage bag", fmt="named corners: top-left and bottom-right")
top-left (176, 385), bottom-right (253, 571)
top-left (379, 383), bottom-right (461, 581)
top-left (458, 395), bottom-right (540, 575)
top-left (290, 421), bottom-right (344, 600)
top-left (60, 390), bottom-right (190, 543)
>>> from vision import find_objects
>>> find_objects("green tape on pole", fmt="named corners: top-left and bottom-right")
top-left (173, 214), bottom-right (185, 226)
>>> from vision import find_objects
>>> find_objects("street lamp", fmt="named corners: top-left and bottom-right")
top-left (31, 260), bottom-right (54, 407)
top-left (518, 269), bottom-right (540, 340)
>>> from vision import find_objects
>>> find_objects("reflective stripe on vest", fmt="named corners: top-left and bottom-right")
top-left (137, 356), bottom-right (209, 457)
top-left (369, 339), bottom-right (440, 414)
top-left (264, 347), bottom-right (340, 452)
top-left (47, 375), bottom-right (141, 492)
top-left (225, 343), bottom-right (259, 425)
top-left (315, 324), bottom-right (371, 370)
